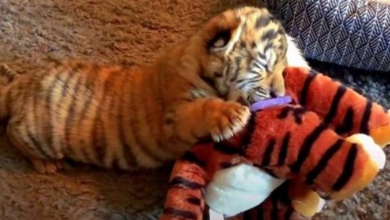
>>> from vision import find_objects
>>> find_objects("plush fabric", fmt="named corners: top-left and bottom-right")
top-left (158, 67), bottom-right (390, 220)
top-left (259, 0), bottom-right (390, 72)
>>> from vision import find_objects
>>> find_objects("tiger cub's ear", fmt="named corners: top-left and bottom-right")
top-left (198, 9), bottom-right (240, 54)
top-left (207, 29), bottom-right (232, 54)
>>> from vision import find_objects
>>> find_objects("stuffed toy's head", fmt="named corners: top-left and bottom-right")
top-left (159, 67), bottom-right (390, 220)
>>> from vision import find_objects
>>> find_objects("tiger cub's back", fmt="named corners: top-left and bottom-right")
top-left (5, 60), bottom-right (171, 171)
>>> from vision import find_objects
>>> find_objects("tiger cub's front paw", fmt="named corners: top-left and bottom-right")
top-left (207, 101), bottom-right (251, 142)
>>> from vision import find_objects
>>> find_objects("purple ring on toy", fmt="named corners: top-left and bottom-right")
top-left (250, 96), bottom-right (292, 112)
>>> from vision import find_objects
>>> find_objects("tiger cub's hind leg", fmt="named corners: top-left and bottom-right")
top-left (29, 159), bottom-right (65, 174)
top-left (6, 122), bottom-right (65, 174)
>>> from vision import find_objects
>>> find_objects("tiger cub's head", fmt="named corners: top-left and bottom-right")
top-left (191, 6), bottom-right (288, 104)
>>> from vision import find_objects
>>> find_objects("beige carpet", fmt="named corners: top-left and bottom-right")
top-left (0, 0), bottom-right (389, 219)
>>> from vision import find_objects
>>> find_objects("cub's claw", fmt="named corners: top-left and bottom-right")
top-left (209, 102), bottom-right (250, 142)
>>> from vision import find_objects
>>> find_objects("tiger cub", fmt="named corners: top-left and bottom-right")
top-left (0, 6), bottom-right (289, 174)
top-left (212, 6), bottom-right (289, 104)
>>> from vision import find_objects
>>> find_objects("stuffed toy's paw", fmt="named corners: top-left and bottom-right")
top-left (204, 163), bottom-right (285, 217)
top-left (346, 133), bottom-right (386, 169)
top-left (287, 178), bottom-right (327, 217)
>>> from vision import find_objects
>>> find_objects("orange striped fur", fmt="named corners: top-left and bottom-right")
top-left (285, 67), bottom-right (390, 142)
top-left (0, 6), bottom-right (290, 174)
top-left (0, 58), bottom-right (250, 174)
top-left (159, 67), bottom-right (390, 220)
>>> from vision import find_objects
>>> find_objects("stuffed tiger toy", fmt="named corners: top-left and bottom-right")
top-left (159, 67), bottom-right (390, 220)
top-left (0, 6), bottom-right (293, 174)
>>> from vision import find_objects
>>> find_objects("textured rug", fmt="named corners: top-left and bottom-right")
top-left (0, 0), bottom-right (389, 220)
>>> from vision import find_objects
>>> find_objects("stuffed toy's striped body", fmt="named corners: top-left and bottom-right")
top-left (159, 67), bottom-right (390, 220)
